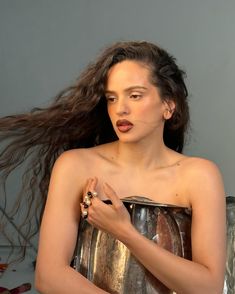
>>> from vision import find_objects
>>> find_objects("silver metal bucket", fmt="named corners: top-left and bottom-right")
top-left (224, 196), bottom-right (235, 294)
top-left (73, 196), bottom-right (192, 294)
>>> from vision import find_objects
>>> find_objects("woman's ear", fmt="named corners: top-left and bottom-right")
top-left (163, 100), bottom-right (175, 120)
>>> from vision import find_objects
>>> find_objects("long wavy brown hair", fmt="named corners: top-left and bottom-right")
top-left (0, 41), bottom-right (189, 260)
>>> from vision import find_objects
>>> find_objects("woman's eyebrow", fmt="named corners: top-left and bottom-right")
top-left (124, 86), bottom-right (148, 92)
top-left (105, 86), bottom-right (148, 94)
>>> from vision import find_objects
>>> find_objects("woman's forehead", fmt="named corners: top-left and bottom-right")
top-left (106, 60), bottom-right (152, 91)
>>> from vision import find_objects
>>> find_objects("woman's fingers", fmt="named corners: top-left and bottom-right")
top-left (82, 178), bottom-right (92, 197)
top-left (89, 177), bottom-right (98, 195)
top-left (83, 178), bottom-right (98, 200)
top-left (103, 182), bottom-right (122, 208)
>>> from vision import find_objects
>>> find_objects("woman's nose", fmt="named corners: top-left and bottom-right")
top-left (116, 99), bottom-right (130, 116)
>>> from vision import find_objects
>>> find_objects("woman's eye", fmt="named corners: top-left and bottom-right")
top-left (106, 96), bottom-right (116, 103)
top-left (130, 94), bottom-right (142, 100)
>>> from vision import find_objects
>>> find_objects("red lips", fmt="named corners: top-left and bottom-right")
top-left (116, 119), bottom-right (133, 133)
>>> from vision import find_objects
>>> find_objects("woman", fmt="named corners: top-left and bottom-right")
top-left (0, 41), bottom-right (226, 293)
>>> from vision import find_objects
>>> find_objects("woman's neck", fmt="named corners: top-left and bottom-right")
top-left (112, 139), bottom-right (177, 171)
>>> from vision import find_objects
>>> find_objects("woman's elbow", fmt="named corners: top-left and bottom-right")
top-left (34, 267), bottom-right (51, 294)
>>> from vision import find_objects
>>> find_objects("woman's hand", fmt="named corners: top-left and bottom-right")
top-left (80, 177), bottom-right (133, 240)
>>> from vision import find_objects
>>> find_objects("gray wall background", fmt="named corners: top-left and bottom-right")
top-left (0, 0), bottom-right (235, 243)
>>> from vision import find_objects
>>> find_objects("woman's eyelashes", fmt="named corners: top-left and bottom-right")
top-left (106, 92), bottom-right (143, 103)
top-left (129, 93), bottom-right (143, 100)
top-left (106, 96), bottom-right (117, 103)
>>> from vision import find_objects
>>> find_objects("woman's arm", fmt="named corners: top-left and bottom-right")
top-left (35, 151), bottom-right (109, 294)
top-left (86, 159), bottom-right (226, 294)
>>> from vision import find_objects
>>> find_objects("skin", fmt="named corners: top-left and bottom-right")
top-left (35, 60), bottom-right (226, 294)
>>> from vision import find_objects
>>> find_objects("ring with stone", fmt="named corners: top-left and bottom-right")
top-left (84, 195), bottom-right (92, 207)
top-left (83, 197), bottom-right (91, 208)
top-left (82, 209), bottom-right (88, 219)
top-left (91, 191), bottom-right (98, 197)
top-left (82, 202), bottom-right (89, 209)
top-left (87, 191), bottom-right (93, 198)
top-left (86, 191), bottom-right (98, 198)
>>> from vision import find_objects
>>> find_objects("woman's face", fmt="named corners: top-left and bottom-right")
top-left (105, 60), bottom-right (173, 144)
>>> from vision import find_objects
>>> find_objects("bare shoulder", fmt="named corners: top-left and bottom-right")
top-left (48, 149), bottom-right (93, 194)
top-left (54, 146), bottom-right (101, 166)
top-left (51, 149), bottom-right (84, 179)
top-left (53, 142), bottom-right (114, 175)
top-left (181, 156), bottom-right (225, 206)
top-left (181, 156), bottom-right (223, 184)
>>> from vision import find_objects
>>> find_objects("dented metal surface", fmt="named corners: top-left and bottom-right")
top-left (73, 196), bottom-right (192, 294)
